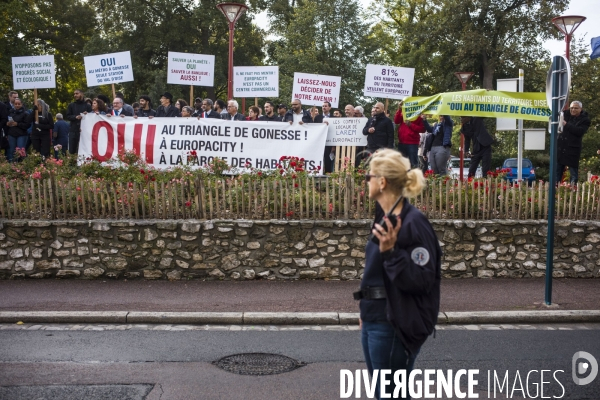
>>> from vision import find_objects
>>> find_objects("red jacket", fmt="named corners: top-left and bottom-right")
top-left (394, 110), bottom-right (424, 145)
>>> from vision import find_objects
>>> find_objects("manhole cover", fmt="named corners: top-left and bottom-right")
top-left (213, 353), bottom-right (304, 375)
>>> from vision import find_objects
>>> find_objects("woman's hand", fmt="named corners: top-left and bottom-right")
top-left (372, 215), bottom-right (402, 253)
top-left (373, 215), bottom-right (402, 253)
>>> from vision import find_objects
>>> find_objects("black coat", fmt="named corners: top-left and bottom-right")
top-left (461, 117), bottom-right (493, 153)
top-left (7, 108), bottom-right (32, 137)
top-left (66, 100), bottom-right (92, 133)
top-left (156, 105), bottom-right (180, 118)
top-left (366, 199), bottom-right (442, 355)
top-left (362, 113), bottom-right (394, 151)
top-left (32, 109), bottom-right (54, 136)
top-left (0, 101), bottom-right (7, 136)
top-left (557, 110), bottom-right (591, 168)
top-left (283, 109), bottom-right (311, 124)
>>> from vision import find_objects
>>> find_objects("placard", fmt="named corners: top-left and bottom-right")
top-left (234, 66), bottom-right (279, 97)
top-left (12, 55), bottom-right (56, 90)
top-left (496, 78), bottom-right (517, 131)
top-left (79, 114), bottom-right (328, 171)
top-left (291, 72), bottom-right (341, 108)
top-left (84, 51), bottom-right (134, 87)
top-left (167, 52), bottom-right (215, 86)
top-left (363, 64), bottom-right (414, 100)
top-left (325, 118), bottom-right (368, 146)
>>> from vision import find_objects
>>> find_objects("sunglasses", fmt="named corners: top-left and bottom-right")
top-left (365, 174), bottom-right (380, 182)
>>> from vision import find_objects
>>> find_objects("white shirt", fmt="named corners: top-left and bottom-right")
top-left (293, 111), bottom-right (303, 124)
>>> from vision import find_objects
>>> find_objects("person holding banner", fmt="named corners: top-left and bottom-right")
top-left (284, 99), bottom-right (311, 124)
top-left (88, 98), bottom-right (107, 115)
top-left (394, 102), bottom-right (424, 169)
top-left (556, 101), bottom-right (591, 185)
top-left (107, 98), bottom-right (133, 117)
top-left (276, 104), bottom-right (287, 121)
top-left (199, 99), bottom-right (220, 119)
top-left (155, 92), bottom-right (180, 118)
top-left (66, 89), bottom-right (92, 154)
top-left (6, 98), bottom-right (33, 162)
top-left (135, 96), bottom-right (156, 118)
top-left (356, 149), bottom-right (441, 400)
top-left (461, 117), bottom-right (494, 178)
top-left (225, 100), bottom-right (245, 121)
top-left (30, 99), bottom-right (54, 158)
top-left (423, 115), bottom-right (453, 176)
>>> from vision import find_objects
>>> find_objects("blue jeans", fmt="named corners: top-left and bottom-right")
top-left (362, 320), bottom-right (419, 400)
top-left (7, 135), bottom-right (28, 162)
top-left (556, 162), bottom-right (578, 184)
top-left (398, 144), bottom-right (419, 169)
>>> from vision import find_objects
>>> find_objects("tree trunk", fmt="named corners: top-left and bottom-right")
top-left (481, 51), bottom-right (495, 90)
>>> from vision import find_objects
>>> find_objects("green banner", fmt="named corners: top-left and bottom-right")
top-left (402, 89), bottom-right (551, 121)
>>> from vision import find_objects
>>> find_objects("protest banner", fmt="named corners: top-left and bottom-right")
top-left (292, 72), bottom-right (341, 108)
top-left (84, 51), bottom-right (134, 87)
top-left (325, 118), bottom-right (368, 146)
top-left (12, 55), bottom-right (56, 90)
top-left (363, 64), bottom-right (414, 100)
top-left (79, 114), bottom-right (328, 172)
top-left (234, 66), bottom-right (279, 98)
top-left (167, 51), bottom-right (215, 104)
top-left (402, 90), bottom-right (551, 122)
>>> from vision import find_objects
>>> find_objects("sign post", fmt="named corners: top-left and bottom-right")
top-left (545, 55), bottom-right (570, 305)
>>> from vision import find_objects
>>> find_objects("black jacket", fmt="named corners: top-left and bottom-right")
top-left (66, 100), bottom-right (92, 133)
top-left (201, 110), bottom-right (222, 119)
top-left (284, 109), bottom-right (311, 124)
top-left (461, 117), bottom-right (493, 153)
top-left (557, 110), bottom-right (591, 168)
top-left (0, 102), bottom-right (7, 136)
top-left (109, 108), bottom-right (133, 117)
top-left (259, 113), bottom-right (280, 122)
top-left (156, 105), bottom-right (180, 118)
top-left (31, 107), bottom-right (54, 135)
top-left (223, 112), bottom-right (245, 121)
top-left (362, 113), bottom-right (394, 151)
top-left (7, 108), bottom-right (32, 137)
top-left (136, 108), bottom-right (157, 118)
top-left (371, 199), bottom-right (441, 355)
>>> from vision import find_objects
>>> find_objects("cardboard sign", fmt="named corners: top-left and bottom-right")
top-left (167, 52), bottom-right (215, 86)
top-left (363, 64), bottom-right (414, 100)
top-left (291, 72), bottom-right (341, 108)
top-left (84, 51), bottom-right (134, 87)
top-left (234, 66), bottom-right (279, 97)
top-left (12, 55), bottom-right (56, 90)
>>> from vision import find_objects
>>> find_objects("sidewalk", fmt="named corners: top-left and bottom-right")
top-left (1, 278), bottom-right (598, 324)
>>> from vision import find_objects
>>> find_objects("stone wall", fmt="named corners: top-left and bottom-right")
top-left (0, 219), bottom-right (599, 280)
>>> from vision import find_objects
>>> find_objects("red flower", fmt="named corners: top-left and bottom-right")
top-left (279, 169), bottom-right (284, 175)
top-left (317, 165), bottom-right (322, 170)
top-left (279, 156), bottom-right (285, 161)
top-left (185, 201), bottom-right (191, 207)
top-left (140, 169), bottom-right (145, 174)
top-left (292, 174), bottom-right (297, 179)
top-left (257, 171), bottom-right (262, 176)
top-left (294, 183), bottom-right (298, 188)
top-left (290, 161), bottom-right (297, 167)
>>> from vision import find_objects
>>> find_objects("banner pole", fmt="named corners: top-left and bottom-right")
top-left (385, 99), bottom-right (389, 113)
top-left (242, 98), bottom-right (246, 117)
top-left (33, 88), bottom-right (39, 123)
top-left (190, 85), bottom-right (193, 107)
top-left (255, 97), bottom-right (258, 107)
top-left (111, 84), bottom-right (116, 100)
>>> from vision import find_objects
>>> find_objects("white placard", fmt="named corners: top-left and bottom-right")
top-left (292, 72), bottom-right (341, 108)
top-left (234, 66), bottom-right (279, 98)
top-left (524, 128), bottom-right (546, 150)
top-left (496, 78), bottom-right (517, 131)
top-left (363, 64), bottom-right (414, 100)
top-left (325, 118), bottom-right (368, 146)
top-left (84, 51), bottom-right (134, 87)
top-left (12, 55), bottom-right (56, 90)
top-left (79, 114), bottom-right (328, 171)
top-left (167, 52), bottom-right (215, 86)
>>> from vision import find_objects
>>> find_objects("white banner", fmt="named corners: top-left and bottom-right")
top-left (84, 51), bottom-right (134, 87)
top-left (167, 52), bottom-right (215, 86)
top-left (325, 118), bottom-right (368, 146)
top-left (12, 55), bottom-right (56, 90)
top-left (292, 72), bottom-right (341, 108)
top-left (363, 64), bottom-right (414, 100)
top-left (234, 66), bottom-right (279, 98)
top-left (79, 114), bottom-right (327, 171)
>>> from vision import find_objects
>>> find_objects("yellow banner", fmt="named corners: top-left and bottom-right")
top-left (402, 89), bottom-right (551, 121)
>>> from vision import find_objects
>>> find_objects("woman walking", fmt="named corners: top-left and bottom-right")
top-left (356, 149), bottom-right (441, 399)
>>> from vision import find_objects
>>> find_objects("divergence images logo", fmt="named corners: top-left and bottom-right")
top-left (572, 351), bottom-right (598, 386)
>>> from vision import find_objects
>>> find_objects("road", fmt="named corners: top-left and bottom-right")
top-left (1, 323), bottom-right (599, 399)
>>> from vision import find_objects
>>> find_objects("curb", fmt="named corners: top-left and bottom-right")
top-left (1, 310), bottom-right (599, 325)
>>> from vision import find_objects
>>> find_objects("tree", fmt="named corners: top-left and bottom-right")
top-left (268, 0), bottom-right (380, 108)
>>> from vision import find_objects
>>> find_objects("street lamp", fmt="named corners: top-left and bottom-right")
top-left (217, 2), bottom-right (249, 100)
top-left (551, 15), bottom-right (587, 62)
top-left (454, 72), bottom-right (474, 180)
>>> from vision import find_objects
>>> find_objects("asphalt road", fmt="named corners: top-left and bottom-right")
top-left (1, 325), bottom-right (599, 399)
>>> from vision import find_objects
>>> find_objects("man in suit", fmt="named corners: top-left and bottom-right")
top-left (107, 98), bottom-right (133, 117)
top-left (556, 101), bottom-right (591, 184)
top-left (461, 116), bottom-right (494, 178)
top-left (225, 100), bottom-right (245, 121)
top-left (200, 99), bottom-right (220, 119)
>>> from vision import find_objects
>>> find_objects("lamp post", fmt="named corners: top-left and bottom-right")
top-left (454, 72), bottom-right (474, 180)
top-left (217, 2), bottom-right (249, 101)
top-left (551, 15), bottom-right (586, 62)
